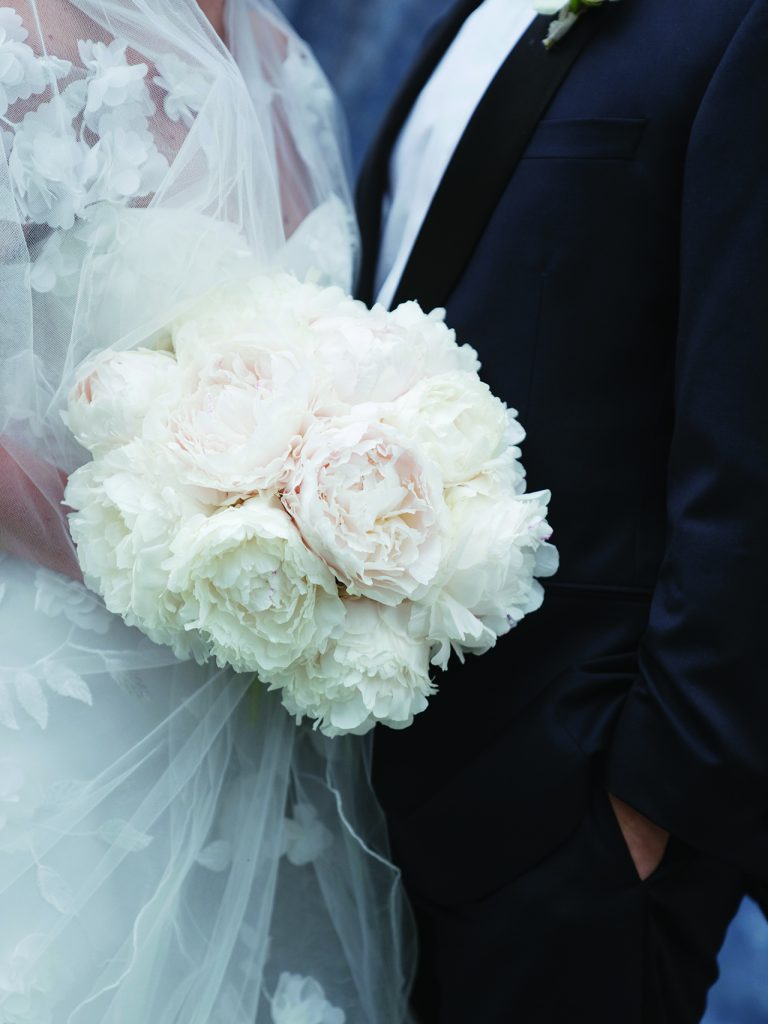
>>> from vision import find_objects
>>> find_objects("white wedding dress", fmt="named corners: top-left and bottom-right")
top-left (0, 2), bottom-right (414, 1021)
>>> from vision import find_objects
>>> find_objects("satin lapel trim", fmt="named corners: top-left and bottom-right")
top-left (391, 10), bottom-right (605, 312)
top-left (356, 0), bottom-right (483, 304)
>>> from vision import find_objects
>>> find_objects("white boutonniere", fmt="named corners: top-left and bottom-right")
top-left (535, 0), bottom-right (621, 50)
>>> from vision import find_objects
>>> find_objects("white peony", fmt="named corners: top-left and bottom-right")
top-left (308, 300), bottom-right (480, 406)
top-left (270, 600), bottom-right (434, 737)
top-left (283, 418), bottom-right (446, 607)
top-left (169, 273), bottom-right (344, 366)
top-left (61, 267), bottom-right (559, 735)
top-left (169, 276), bottom-right (479, 410)
top-left (270, 973), bottom-right (345, 1024)
top-left (151, 344), bottom-right (315, 498)
top-left (65, 444), bottom-right (209, 661)
top-left (63, 348), bottom-right (179, 454)
top-left (413, 486), bottom-right (558, 669)
top-left (384, 371), bottom-right (511, 485)
top-left (166, 497), bottom-right (345, 674)
top-left (454, 440), bottom-right (531, 501)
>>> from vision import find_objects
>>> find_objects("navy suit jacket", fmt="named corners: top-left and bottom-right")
top-left (357, 0), bottom-right (768, 897)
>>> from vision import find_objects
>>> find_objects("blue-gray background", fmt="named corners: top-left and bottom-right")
top-left (274, 0), bottom-right (768, 1018)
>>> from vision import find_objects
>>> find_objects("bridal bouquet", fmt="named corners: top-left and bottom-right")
top-left (63, 273), bottom-right (557, 736)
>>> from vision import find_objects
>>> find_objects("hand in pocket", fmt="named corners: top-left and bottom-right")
top-left (608, 793), bottom-right (670, 881)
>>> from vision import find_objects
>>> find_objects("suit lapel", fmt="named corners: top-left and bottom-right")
top-left (388, 9), bottom-right (607, 312)
top-left (356, 0), bottom-right (482, 304)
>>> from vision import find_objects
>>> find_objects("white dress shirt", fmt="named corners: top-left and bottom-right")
top-left (375, 0), bottom-right (536, 309)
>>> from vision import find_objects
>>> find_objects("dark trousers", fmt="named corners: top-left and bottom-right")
top-left (374, 662), bottom-right (745, 1024)
top-left (406, 786), bottom-right (743, 1023)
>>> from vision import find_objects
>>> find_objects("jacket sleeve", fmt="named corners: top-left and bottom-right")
top-left (604, 0), bottom-right (768, 871)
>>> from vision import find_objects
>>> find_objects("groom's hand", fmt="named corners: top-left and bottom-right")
top-left (608, 793), bottom-right (670, 881)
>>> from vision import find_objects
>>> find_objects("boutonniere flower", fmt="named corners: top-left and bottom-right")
top-left (535, 0), bottom-right (621, 50)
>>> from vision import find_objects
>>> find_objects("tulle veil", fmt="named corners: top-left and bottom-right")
top-left (0, 2), bottom-right (415, 1020)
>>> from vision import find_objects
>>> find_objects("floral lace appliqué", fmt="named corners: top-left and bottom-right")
top-left (34, 568), bottom-right (112, 634)
top-left (1, 6), bottom-right (211, 290)
top-left (0, 665), bottom-right (92, 732)
top-left (270, 973), bottom-right (345, 1024)
top-left (153, 52), bottom-right (210, 128)
top-left (281, 802), bottom-right (333, 867)
top-left (0, 8), bottom-right (68, 116)
top-left (0, 933), bottom-right (59, 1024)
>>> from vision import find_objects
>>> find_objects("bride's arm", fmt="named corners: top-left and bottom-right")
top-left (3, 0), bottom-right (213, 586)
top-left (0, 444), bottom-right (83, 581)
top-left (225, 1), bottom-right (325, 237)
top-left (1, 0), bottom-right (333, 590)
top-left (198, 1), bottom-right (331, 236)
top-left (197, 0), bottom-right (226, 39)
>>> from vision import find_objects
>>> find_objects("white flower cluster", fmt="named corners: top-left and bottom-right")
top-left (64, 274), bottom-right (557, 736)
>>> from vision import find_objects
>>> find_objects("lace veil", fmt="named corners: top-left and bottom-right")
top-left (0, 0), bottom-right (357, 571)
top-left (0, 3), bottom-right (414, 1022)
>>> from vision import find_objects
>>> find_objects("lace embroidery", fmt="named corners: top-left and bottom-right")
top-left (270, 973), bottom-right (346, 1024)
top-left (34, 568), bottom-right (112, 633)
top-left (0, 758), bottom-right (28, 833)
top-left (0, 6), bottom-right (210, 291)
top-left (0, 664), bottom-right (92, 731)
top-left (0, 10), bottom-right (372, 1018)
top-left (153, 52), bottom-right (210, 127)
top-left (281, 802), bottom-right (333, 866)
top-left (0, 8), bottom-right (67, 115)
top-left (0, 933), bottom-right (59, 1024)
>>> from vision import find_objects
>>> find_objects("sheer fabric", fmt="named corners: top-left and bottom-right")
top-left (0, 3), bottom-right (413, 1021)
top-left (1, 0), bottom-right (357, 569)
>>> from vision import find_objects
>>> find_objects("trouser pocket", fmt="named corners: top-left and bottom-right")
top-left (590, 781), bottom-right (691, 886)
